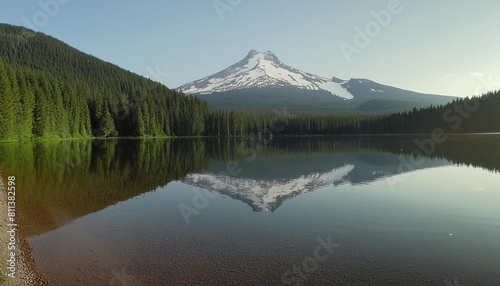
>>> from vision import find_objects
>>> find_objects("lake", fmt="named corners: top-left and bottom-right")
top-left (1, 135), bottom-right (499, 285)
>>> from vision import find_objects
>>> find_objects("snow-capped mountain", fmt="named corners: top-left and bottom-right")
top-left (177, 50), bottom-right (455, 113)
top-left (183, 164), bottom-right (355, 212)
top-left (180, 150), bottom-right (452, 212)
top-left (178, 49), bottom-right (354, 100)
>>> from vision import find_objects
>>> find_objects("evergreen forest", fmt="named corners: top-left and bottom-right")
top-left (0, 24), bottom-right (498, 142)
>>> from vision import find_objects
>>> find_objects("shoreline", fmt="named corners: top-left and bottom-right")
top-left (0, 131), bottom-right (499, 144)
top-left (0, 173), bottom-right (48, 285)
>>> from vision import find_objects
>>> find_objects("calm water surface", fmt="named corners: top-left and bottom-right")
top-left (1, 136), bottom-right (499, 285)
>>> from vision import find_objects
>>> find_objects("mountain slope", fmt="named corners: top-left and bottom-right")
top-left (183, 164), bottom-right (355, 212)
top-left (179, 49), bottom-right (354, 99)
top-left (0, 23), bottom-right (211, 139)
top-left (178, 50), bottom-right (455, 114)
top-left (1, 24), bottom-right (496, 140)
top-left (182, 151), bottom-right (451, 212)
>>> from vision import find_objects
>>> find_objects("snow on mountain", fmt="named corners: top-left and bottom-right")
top-left (178, 49), bottom-right (354, 100)
top-left (182, 164), bottom-right (354, 212)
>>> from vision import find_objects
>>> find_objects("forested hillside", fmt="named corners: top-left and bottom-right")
top-left (0, 24), bottom-right (215, 140)
top-left (0, 23), bottom-right (498, 141)
top-left (279, 92), bottom-right (500, 135)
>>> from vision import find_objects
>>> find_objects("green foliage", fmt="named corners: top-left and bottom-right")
top-left (0, 136), bottom-right (498, 238)
top-left (0, 24), bottom-right (498, 141)
top-left (0, 139), bottom-right (219, 236)
top-left (0, 24), bottom-right (212, 140)
top-left (0, 59), bottom-right (16, 140)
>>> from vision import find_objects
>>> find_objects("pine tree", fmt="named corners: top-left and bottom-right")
top-left (17, 69), bottom-right (35, 139)
top-left (98, 101), bottom-right (116, 137)
top-left (6, 65), bottom-right (22, 138)
top-left (133, 108), bottom-right (145, 137)
top-left (0, 59), bottom-right (16, 140)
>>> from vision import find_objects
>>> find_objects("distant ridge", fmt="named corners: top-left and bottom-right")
top-left (178, 49), bottom-right (456, 113)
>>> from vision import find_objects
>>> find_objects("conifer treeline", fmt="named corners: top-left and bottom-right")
top-left (1, 57), bottom-right (499, 141)
top-left (0, 24), bottom-right (499, 141)
top-left (278, 92), bottom-right (500, 135)
top-left (0, 59), bottom-right (90, 140)
top-left (0, 24), bottom-right (274, 140)
top-left (0, 56), bottom-right (282, 140)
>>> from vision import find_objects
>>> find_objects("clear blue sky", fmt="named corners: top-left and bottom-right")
top-left (1, 0), bottom-right (500, 96)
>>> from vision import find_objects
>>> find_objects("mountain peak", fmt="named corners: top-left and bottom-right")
top-left (247, 49), bottom-right (275, 55)
top-left (178, 50), bottom-right (354, 99)
top-left (183, 164), bottom-right (355, 212)
top-left (245, 49), bottom-right (279, 62)
top-left (247, 49), bottom-right (259, 56)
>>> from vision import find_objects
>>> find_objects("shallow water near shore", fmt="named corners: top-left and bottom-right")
top-left (1, 135), bottom-right (499, 285)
